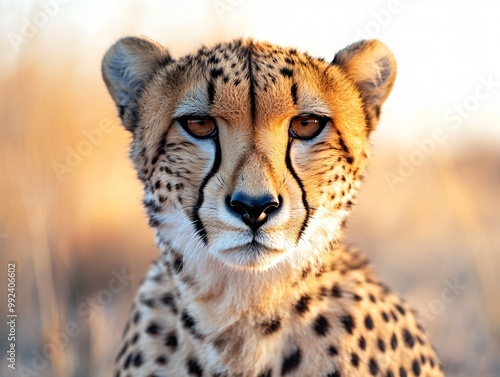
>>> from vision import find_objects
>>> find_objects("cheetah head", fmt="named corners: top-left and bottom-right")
top-left (102, 38), bottom-right (396, 270)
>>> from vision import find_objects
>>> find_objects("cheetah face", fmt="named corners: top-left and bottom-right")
top-left (102, 38), bottom-right (396, 270)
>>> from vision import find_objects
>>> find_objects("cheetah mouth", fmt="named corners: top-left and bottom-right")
top-left (243, 240), bottom-right (283, 254)
top-left (219, 240), bottom-right (285, 268)
top-left (223, 241), bottom-right (283, 255)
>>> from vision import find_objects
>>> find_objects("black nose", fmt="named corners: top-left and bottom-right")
top-left (226, 192), bottom-right (281, 231)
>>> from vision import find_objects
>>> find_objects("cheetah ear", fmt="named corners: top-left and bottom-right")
top-left (332, 40), bottom-right (397, 132)
top-left (102, 36), bottom-right (172, 131)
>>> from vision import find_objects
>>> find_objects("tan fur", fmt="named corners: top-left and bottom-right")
top-left (102, 37), bottom-right (443, 377)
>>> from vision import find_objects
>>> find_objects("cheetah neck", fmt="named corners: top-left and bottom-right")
top-left (159, 237), bottom-right (355, 328)
top-left (150, 236), bottom-right (373, 375)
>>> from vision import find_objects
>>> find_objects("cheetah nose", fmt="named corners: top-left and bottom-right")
top-left (226, 192), bottom-right (281, 231)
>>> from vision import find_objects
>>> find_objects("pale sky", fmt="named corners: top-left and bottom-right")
top-left (2, 0), bottom-right (499, 146)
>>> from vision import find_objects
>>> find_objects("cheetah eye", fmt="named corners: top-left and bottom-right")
top-left (178, 116), bottom-right (217, 139)
top-left (289, 115), bottom-right (329, 140)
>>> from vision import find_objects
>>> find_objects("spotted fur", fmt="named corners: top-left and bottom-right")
top-left (103, 37), bottom-right (443, 377)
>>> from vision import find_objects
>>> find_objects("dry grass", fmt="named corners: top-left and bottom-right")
top-left (1, 17), bottom-right (499, 377)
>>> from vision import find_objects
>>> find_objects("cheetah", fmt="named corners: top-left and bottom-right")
top-left (102, 37), bottom-right (444, 377)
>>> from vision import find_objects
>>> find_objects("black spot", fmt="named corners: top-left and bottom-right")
top-left (131, 333), bottom-right (139, 344)
top-left (358, 336), bottom-right (366, 350)
top-left (336, 134), bottom-right (350, 156)
top-left (331, 284), bottom-right (342, 297)
top-left (391, 333), bottom-right (398, 350)
top-left (346, 156), bottom-right (354, 164)
top-left (210, 67), bottom-right (224, 78)
top-left (327, 345), bottom-right (338, 356)
top-left (368, 358), bottom-right (378, 375)
top-left (340, 314), bottom-right (355, 334)
top-left (301, 267), bottom-right (311, 278)
top-left (416, 335), bottom-right (425, 346)
top-left (402, 329), bottom-right (415, 348)
top-left (146, 322), bottom-right (161, 335)
top-left (327, 372), bottom-right (340, 377)
top-left (429, 358), bottom-right (435, 368)
top-left (391, 310), bottom-right (398, 322)
top-left (369, 293), bottom-right (377, 303)
top-left (395, 304), bottom-right (406, 315)
top-left (116, 341), bottom-right (128, 361)
top-left (399, 367), bottom-right (407, 377)
top-left (313, 315), bottom-right (330, 336)
top-left (207, 55), bottom-right (220, 65)
top-left (364, 314), bottom-right (374, 330)
top-left (294, 295), bottom-right (311, 314)
top-left (318, 285), bottom-right (328, 298)
top-left (165, 332), bottom-right (178, 350)
top-left (144, 198), bottom-right (162, 213)
top-left (421, 355), bottom-right (427, 364)
top-left (280, 67), bottom-right (293, 78)
top-left (291, 82), bottom-right (298, 105)
top-left (173, 256), bottom-right (183, 272)
top-left (156, 355), bottom-right (168, 365)
top-left (262, 318), bottom-right (282, 335)
top-left (354, 294), bottom-right (362, 302)
top-left (258, 369), bottom-right (272, 377)
top-left (377, 338), bottom-right (386, 352)
top-left (187, 359), bottom-right (203, 377)
top-left (351, 353), bottom-right (359, 367)
top-left (281, 348), bottom-right (302, 375)
top-left (381, 311), bottom-right (390, 322)
top-left (387, 371), bottom-right (395, 377)
top-left (181, 311), bottom-right (196, 329)
top-left (122, 320), bottom-right (130, 337)
top-left (175, 183), bottom-right (184, 190)
top-left (123, 352), bottom-right (132, 369)
top-left (133, 352), bottom-right (143, 367)
top-left (148, 215), bottom-right (161, 228)
top-left (160, 293), bottom-right (178, 314)
top-left (412, 359), bottom-right (421, 376)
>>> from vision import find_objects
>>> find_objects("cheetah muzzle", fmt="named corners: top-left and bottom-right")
top-left (103, 37), bottom-right (444, 377)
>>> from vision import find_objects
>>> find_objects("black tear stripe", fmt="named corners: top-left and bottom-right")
top-left (244, 45), bottom-right (257, 122)
top-left (191, 136), bottom-right (221, 244)
top-left (285, 140), bottom-right (310, 244)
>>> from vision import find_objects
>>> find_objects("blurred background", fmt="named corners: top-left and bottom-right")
top-left (0, 0), bottom-right (499, 376)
